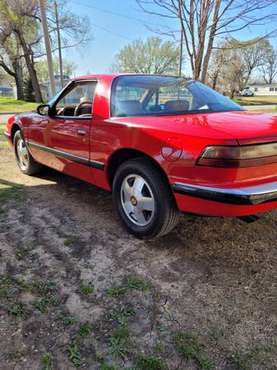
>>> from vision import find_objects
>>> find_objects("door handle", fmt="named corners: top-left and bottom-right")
top-left (77, 129), bottom-right (87, 136)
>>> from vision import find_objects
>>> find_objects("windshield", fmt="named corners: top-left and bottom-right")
top-left (111, 75), bottom-right (242, 117)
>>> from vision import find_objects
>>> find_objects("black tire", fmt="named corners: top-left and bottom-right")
top-left (14, 130), bottom-right (42, 175)
top-left (112, 158), bottom-right (179, 239)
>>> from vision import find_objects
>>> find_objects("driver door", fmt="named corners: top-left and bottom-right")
top-left (47, 80), bottom-right (97, 181)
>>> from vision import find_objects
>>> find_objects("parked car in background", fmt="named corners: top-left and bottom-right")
top-left (240, 87), bottom-right (254, 97)
top-left (5, 74), bottom-right (277, 239)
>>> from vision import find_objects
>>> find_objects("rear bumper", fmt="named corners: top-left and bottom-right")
top-left (172, 181), bottom-right (277, 205)
top-left (173, 181), bottom-right (277, 216)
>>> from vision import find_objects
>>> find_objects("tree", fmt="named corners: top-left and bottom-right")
top-left (35, 57), bottom-right (76, 82)
top-left (261, 47), bottom-right (277, 84)
top-left (0, 0), bottom-right (43, 102)
top-left (137, 0), bottom-right (277, 82)
top-left (0, 0), bottom-right (90, 101)
top-left (112, 37), bottom-right (179, 74)
top-left (0, 31), bottom-right (25, 99)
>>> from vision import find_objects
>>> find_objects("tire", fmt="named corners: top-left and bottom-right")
top-left (112, 158), bottom-right (180, 239)
top-left (14, 130), bottom-right (42, 175)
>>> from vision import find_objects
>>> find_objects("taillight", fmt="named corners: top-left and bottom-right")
top-left (197, 142), bottom-right (277, 167)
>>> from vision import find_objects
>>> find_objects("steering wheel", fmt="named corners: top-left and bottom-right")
top-left (74, 101), bottom-right (92, 116)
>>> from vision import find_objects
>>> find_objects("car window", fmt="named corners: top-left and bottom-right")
top-left (55, 81), bottom-right (97, 117)
top-left (111, 75), bottom-right (242, 117)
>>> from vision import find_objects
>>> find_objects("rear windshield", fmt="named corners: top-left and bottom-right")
top-left (111, 75), bottom-right (242, 117)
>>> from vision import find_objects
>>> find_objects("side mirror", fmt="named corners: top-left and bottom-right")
top-left (37, 104), bottom-right (50, 116)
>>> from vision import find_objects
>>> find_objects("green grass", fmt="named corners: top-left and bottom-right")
top-left (109, 326), bottom-right (131, 359)
top-left (78, 322), bottom-right (93, 337)
top-left (228, 346), bottom-right (273, 370)
top-left (0, 97), bottom-right (38, 113)
top-left (233, 95), bottom-right (277, 106)
top-left (174, 332), bottom-right (214, 370)
top-left (42, 353), bottom-right (53, 370)
top-left (80, 281), bottom-right (94, 295)
top-left (136, 355), bottom-right (167, 370)
top-left (107, 276), bottom-right (150, 298)
top-left (99, 364), bottom-right (117, 370)
top-left (67, 342), bottom-right (82, 367)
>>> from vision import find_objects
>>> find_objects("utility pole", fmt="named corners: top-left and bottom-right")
top-left (54, 0), bottom-right (64, 88)
top-left (178, 0), bottom-right (183, 76)
top-left (39, 0), bottom-right (56, 96)
top-left (178, 27), bottom-right (183, 76)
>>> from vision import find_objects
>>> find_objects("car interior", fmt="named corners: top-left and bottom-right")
top-left (54, 82), bottom-right (96, 118)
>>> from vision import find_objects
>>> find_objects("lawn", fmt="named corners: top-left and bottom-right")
top-left (234, 95), bottom-right (277, 106)
top-left (0, 96), bottom-right (38, 113)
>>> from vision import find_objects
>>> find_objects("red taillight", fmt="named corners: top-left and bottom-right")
top-left (197, 143), bottom-right (277, 168)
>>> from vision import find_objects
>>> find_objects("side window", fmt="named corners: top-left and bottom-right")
top-left (55, 81), bottom-right (97, 117)
top-left (112, 84), bottom-right (147, 116)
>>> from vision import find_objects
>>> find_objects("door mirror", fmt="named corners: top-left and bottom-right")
top-left (37, 104), bottom-right (50, 116)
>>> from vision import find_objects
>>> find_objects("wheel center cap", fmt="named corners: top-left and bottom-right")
top-left (130, 196), bottom-right (137, 206)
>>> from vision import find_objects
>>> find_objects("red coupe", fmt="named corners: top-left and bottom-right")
top-left (5, 74), bottom-right (277, 238)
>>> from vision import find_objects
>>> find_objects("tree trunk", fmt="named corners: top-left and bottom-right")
top-left (201, 0), bottom-right (221, 83)
top-left (13, 60), bottom-right (24, 100)
top-left (16, 31), bottom-right (42, 102)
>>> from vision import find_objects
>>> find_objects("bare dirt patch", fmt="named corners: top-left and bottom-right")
top-left (0, 132), bottom-right (276, 369)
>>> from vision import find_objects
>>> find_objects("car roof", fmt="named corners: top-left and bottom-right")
top-left (73, 73), bottom-right (190, 82)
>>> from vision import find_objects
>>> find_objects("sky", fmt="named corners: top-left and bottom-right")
top-left (63, 0), bottom-right (277, 76)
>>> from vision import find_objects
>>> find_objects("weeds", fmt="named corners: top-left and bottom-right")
top-left (78, 322), bottom-right (93, 337)
top-left (8, 302), bottom-right (28, 318)
top-left (42, 352), bottom-right (53, 370)
top-left (228, 346), bottom-right (273, 370)
top-left (136, 355), bottom-right (167, 370)
top-left (107, 275), bottom-right (150, 299)
top-left (67, 342), bottom-right (82, 367)
top-left (109, 305), bottom-right (136, 326)
top-left (80, 281), bottom-right (94, 295)
top-left (174, 332), bottom-right (214, 370)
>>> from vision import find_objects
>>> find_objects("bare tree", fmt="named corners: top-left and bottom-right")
top-left (261, 47), bottom-right (277, 84)
top-left (137, 0), bottom-right (277, 82)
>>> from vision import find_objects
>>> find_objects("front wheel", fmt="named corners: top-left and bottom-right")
top-left (112, 158), bottom-right (180, 239)
top-left (14, 131), bottom-right (42, 175)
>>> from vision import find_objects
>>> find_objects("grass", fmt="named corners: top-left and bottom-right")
top-left (67, 342), bottom-right (82, 367)
top-left (136, 355), bottom-right (167, 370)
top-left (0, 183), bottom-right (24, 208)
top-left (234, 95), bottom-right (277, 106)
top-left (109, 326), bottom-right (131, 359)
top-left (79, 281), bottom-right (94, 295)
top-left (8, 302), bottom-right (28, 318)
top-left (228, 346), bottom-right (273, 370)
top-left (78, 322), bottom-right (93, 337)
top-left (174, 332), bottom-right (214, 370)
top-left (107, 276), bottom-right (150, 298)
top-left (42, 353), bottom-right (53, 370)
top-left (0, 96), bottom-right (38, 113)
top-left (109, 305), bottom-right (136, 326)
top-left (62, 315), bottom-right (78, 326)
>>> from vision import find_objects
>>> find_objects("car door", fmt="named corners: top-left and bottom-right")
top-left (46, 80), bottom-right (97, 182)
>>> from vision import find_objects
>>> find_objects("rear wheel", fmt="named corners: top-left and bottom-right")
top-left (14, 130), bottom-right (42, 175)
top-left (112, 158), bottom-right (179, 239)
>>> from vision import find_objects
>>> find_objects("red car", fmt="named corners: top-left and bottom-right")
top-left (5, 74), bottom-right (277, 238)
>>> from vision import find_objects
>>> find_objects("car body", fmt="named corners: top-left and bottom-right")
top-left (240, 87), bottom-right (254, 97)
top-left (5, 74), bottom-right (277, 238)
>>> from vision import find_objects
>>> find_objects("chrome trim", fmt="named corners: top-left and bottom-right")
top-left (172, 181), bottom-right (277, 205)
top-left (28, 141), bottom-right (104, 170)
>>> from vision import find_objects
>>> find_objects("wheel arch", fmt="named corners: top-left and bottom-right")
top-left (107, 148), bottom-right (174, 197)
top-left (11, 123), bottom-right (21, 144)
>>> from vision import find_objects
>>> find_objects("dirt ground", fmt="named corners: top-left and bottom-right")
top-left (0, 128), bottom-right (276, 370)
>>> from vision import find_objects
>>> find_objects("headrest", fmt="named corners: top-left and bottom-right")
top-left (164, 99), bottom-right (189, 112)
